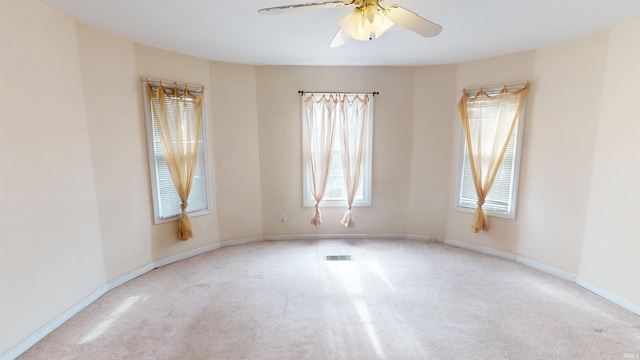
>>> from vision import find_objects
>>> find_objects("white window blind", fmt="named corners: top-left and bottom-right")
top-left (143, 81), bottom-right (211, 223)
top-left (459, 128), bottom-right (517, 214)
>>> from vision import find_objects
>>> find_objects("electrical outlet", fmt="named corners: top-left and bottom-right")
top-left (280, 213), bottom-right (287, 223)
top-left (386, 212), bottom-right (392, 221)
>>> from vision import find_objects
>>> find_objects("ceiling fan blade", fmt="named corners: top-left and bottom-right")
top-left (329, 28), bottom-right (348, 47)
top-left (384, 5), bottom-right (442, 38)
top-left (258, 1), bottom-right (351, 15)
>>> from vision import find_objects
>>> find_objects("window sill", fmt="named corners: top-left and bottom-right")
top-left (303, 200), bottom-right (371, 208)
top-left (154, 208), bottom-right (211, 225)
top-left (455, 206), bottom-right (515, 220)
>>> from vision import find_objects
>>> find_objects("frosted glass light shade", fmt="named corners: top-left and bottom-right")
top-left (339, 6), bottom-right (395, 41)
top-left (361, 5), bottom-right (393, 37)
top-left (339, 8), bottom-right (370, 41)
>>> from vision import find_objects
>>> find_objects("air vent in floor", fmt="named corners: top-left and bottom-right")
top-left (325, 255), bottom-right (352, 261)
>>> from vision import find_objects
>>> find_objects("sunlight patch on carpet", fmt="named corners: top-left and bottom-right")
top-left (79, 296), bottom-right (140, 344)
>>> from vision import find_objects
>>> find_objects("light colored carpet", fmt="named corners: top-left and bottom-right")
top-left (18, 239), bottom-right (640, 359)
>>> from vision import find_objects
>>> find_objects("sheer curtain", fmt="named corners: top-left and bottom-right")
top-left (458, 84), bottom-right (528, 233)
top-left (304, 94), bottom-right (339, 227)
top-left (339, 94), bottom-right (369, 227)
top-left (148, 83), bottom-right (204, 240)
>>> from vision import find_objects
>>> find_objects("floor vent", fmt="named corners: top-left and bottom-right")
top-left (325, 255), bottom-right (352, 261)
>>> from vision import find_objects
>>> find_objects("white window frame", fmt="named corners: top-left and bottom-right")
top-left (142, 79), bottom-right (212, 224)
top-left (302, 93), bottom-right (373, 208)
top-left (455, 85), bottom-right (526, 219)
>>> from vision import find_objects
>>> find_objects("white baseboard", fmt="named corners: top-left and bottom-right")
top-left (154, 243), bottom-right (221, 268)
top-left (444, 238), bottom-right (574, 282)
top-left (107, 263), bottom-right (155, 290)
top-left (576, 277), bottom-right (640, 316)
top-left (221, 236), bottom-right (264, 247)
top-left (405, 234), bottom-right (435, 242)
top-left (444, 238), bottom-right (516, 260)
top-left (264, 233), bottom-right (408, 241)
top-left (443, 237), bottom-right (639, 317)
top-left (515, 255), bottom-right (576, 283)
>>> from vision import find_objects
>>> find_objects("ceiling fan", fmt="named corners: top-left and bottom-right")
top-left (258, 0), bottom-right (442, 47)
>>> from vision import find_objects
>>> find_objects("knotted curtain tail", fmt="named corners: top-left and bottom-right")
top-left (341, 208), bottom-right (355, 228)
top-left (310, 204), bottom-right (322, 228)
top-left (178, 203), bottom-right (194, 240)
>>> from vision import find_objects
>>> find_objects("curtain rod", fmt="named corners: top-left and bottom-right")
top-left (462, 82), bottom-right (529, 94)
top-left (143, 78), bottom-right (207, 92)
top-left (298, 90), bottom-right (379, 96)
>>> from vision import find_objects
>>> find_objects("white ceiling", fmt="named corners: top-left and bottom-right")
top-left (40, 0), bottom-right (640, 66)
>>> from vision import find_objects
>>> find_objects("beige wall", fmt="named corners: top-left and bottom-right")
top-left (209, 62), bottom-right (264, 241)
top-left (579, 18), bottom-right (640, 306)
top-left (406, 65), bottom-right (457, 239)
top-left (2, 0), bottom-right (639, 355)
top-left (255, 66), bottom-right (415, 236)
top-left (517, 30), bottom-right (609, 272)
top-left (76, 23), bottom-right (154, 280)
top-left (1, 0), bottom-right (107, 352)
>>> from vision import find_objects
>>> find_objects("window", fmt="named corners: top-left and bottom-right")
top-left (302, 93), bottom-right (373, 207)
top-left (142, 80), bottom-right (211, 223)
top-left (456, 86), bottom-right (526, 219)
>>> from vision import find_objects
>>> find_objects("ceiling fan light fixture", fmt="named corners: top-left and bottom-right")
top-left (361, 5), bottom-right (393, 37)
top-left (339, 5), bottom-right (395, 41)
top-left (339, 8), bottom-right (371, 41)
top-left (258, 0), bottom-right (443, 47)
